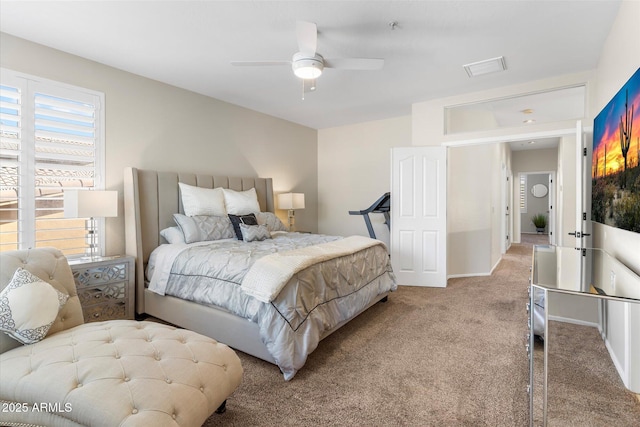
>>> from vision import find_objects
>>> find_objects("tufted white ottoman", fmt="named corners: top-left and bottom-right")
top-left (0, 248), bottom-right (242, 427)
top-left (1, 320), bottom-right (242, 427)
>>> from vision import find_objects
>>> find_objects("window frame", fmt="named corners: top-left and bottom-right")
top-left (1, 68), bottom-right (106, 257)
top-left (519, 174), bottom-right (527, 214)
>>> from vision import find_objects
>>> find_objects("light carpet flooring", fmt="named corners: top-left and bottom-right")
top-left (202, 242), bottom-right (640, 426)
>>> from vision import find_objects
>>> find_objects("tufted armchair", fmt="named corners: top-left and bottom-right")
top-left (0, 248), bottom-right (243, 427)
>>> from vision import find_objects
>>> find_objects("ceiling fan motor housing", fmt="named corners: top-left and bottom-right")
top-left (292, 52), bottom-right (324, 79)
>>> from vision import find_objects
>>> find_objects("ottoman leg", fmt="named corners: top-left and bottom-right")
top-left (215, 400), bottom-right (227, 414)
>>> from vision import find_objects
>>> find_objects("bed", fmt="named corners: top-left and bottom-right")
top-left (123, 167), bottom-right (396, 380)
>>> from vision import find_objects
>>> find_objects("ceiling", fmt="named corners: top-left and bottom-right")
top-left (0, 1), bottom-right (621, 130)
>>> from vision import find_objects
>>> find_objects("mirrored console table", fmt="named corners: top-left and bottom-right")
top-left (528, 245), bottom-right (640, 426)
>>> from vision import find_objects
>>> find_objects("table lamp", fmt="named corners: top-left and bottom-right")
top-left (64, 190), bottom-right (118, 259)
top-left (277, 192), bottom-right (305, 231)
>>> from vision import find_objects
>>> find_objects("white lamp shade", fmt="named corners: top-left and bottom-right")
top-left (64, 190), bottom-right (118, 218)
top-left (278, 193), bottom-right (305, 210)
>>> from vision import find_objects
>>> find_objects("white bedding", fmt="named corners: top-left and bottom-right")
top-left (146, 232), bottom-right (396, 380)
top-left (241, 235), bottom-right (384, 302)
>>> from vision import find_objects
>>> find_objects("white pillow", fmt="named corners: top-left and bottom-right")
top-left (0, 268), bottom-right (69, 345)
top-left (179, 182), bottom-right (226, 217)
top-left (160, 226), bottom-right (185, 244)
top-left (223, 188), bottom-right (261, 215)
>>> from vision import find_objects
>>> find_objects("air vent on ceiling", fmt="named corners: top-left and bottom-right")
top-left (463, 56), bottom-right (507, 77)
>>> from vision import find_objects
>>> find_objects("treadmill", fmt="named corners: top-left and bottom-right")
top-left (348, 192), bottom-right (390, 239)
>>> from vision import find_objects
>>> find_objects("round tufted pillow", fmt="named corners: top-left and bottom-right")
top-left (0, 320), bottom-right (243, 427)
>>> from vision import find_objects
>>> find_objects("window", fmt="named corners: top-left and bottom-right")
top-left (0, 69), bottom-right (105, 256)
top-left (519, 175), bottom-right (527, 213)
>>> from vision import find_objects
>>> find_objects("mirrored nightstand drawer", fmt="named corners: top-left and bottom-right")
top-left (83, 301), bottom-right (127, 322)
top-left (69, 255), bottom-right (135, 322)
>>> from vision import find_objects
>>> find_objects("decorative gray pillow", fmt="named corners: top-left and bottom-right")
top-left (160, 226), bottom-right (186, 244)
top-left (256, 212), bottom-right (288, 232)
top-left (173, 214), bottom-right (235, 244)
top-left (0, 268), bottom-right (69, 345)
top-left (240, 223), bottom-right (272, 242)
top-left (228, 213), bottom-right (258, 240)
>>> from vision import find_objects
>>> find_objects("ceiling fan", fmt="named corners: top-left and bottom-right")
top-left (231, 21), bottom-right (384, 94)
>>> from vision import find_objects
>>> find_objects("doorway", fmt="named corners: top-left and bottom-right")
top-left (517, 172), bottom-right (554, 245)
top-left (444, 127), bottom-right (573, 266)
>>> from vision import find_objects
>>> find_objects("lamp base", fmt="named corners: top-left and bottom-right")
top-left (288, 209), bottom-right (296, 232)
top-left (84, 218), bottom-right (99, 260)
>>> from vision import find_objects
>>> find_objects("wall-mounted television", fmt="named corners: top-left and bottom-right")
top-left (592, 68), bottom-right (640, 233)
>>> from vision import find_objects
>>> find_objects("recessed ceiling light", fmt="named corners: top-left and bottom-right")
top-left (463, 56), bottom-right (507, 77)
top-left (529, 140), bottom-right (536, 144)
top-left (523, 119), bottom-right (536, 124)
top-left (522, 109), bottom-right (534, 114)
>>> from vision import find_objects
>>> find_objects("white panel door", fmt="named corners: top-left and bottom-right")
top-left (391, 146), bottom-right (447, 287)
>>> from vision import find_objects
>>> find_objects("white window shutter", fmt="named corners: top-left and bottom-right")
top-left (0, 69), bottom-right (105, 256)
top-left (0, 82), bottom-right (22, 251)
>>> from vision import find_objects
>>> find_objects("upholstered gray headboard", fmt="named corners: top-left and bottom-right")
top-left (123, 167), bottom-right (274, 313)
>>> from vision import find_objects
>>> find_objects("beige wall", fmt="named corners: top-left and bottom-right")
top-left (447, 141), bottom-right (508, 276)
top-left (447, 144), bottom-right (493, 275)
top-left (489, 143), bottom-right (505, 270)
top-left (0, 33), bottom-right (318, 255)
top-left (317, 116), bottom-right (411, 247)
top-left (511, 148), bottom-right (557, 174)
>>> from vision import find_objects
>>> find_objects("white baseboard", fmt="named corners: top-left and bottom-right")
top-left (490, 257), bottom-right (501, 275)
top-left (548, 315), bottom-right (599, 328)
top-left (598, 324), bottom-right (606, 340)
top-left (603, 335), bottom-right (629, 389)
top-left (448, 272), bottom-right (492, 279)
top-left (447, 257), bottom-right (502, 279)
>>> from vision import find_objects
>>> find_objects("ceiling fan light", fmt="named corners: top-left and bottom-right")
top-left (294, 65), bottom-right (322, 79)
top-left (292, 54), bottom-right (324, 79)
top-left (293, 63), bottom-right (323, 79)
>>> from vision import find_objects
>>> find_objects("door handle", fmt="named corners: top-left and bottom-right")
top-left (568, 231), bottom-right (590, 238)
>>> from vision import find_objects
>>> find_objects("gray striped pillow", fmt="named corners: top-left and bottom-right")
top-left (239, 223), bottom-right (271, 242)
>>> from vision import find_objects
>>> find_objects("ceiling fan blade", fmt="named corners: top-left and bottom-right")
top-left (296, 21), bottom-right (317, 56)
top-left (230, 61), bottom-right (290, 66)
top-left (324, 58), bottom-right (385, 70)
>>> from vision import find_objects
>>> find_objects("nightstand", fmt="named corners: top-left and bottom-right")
top-left (68, 255), bottom-right (135, 322)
